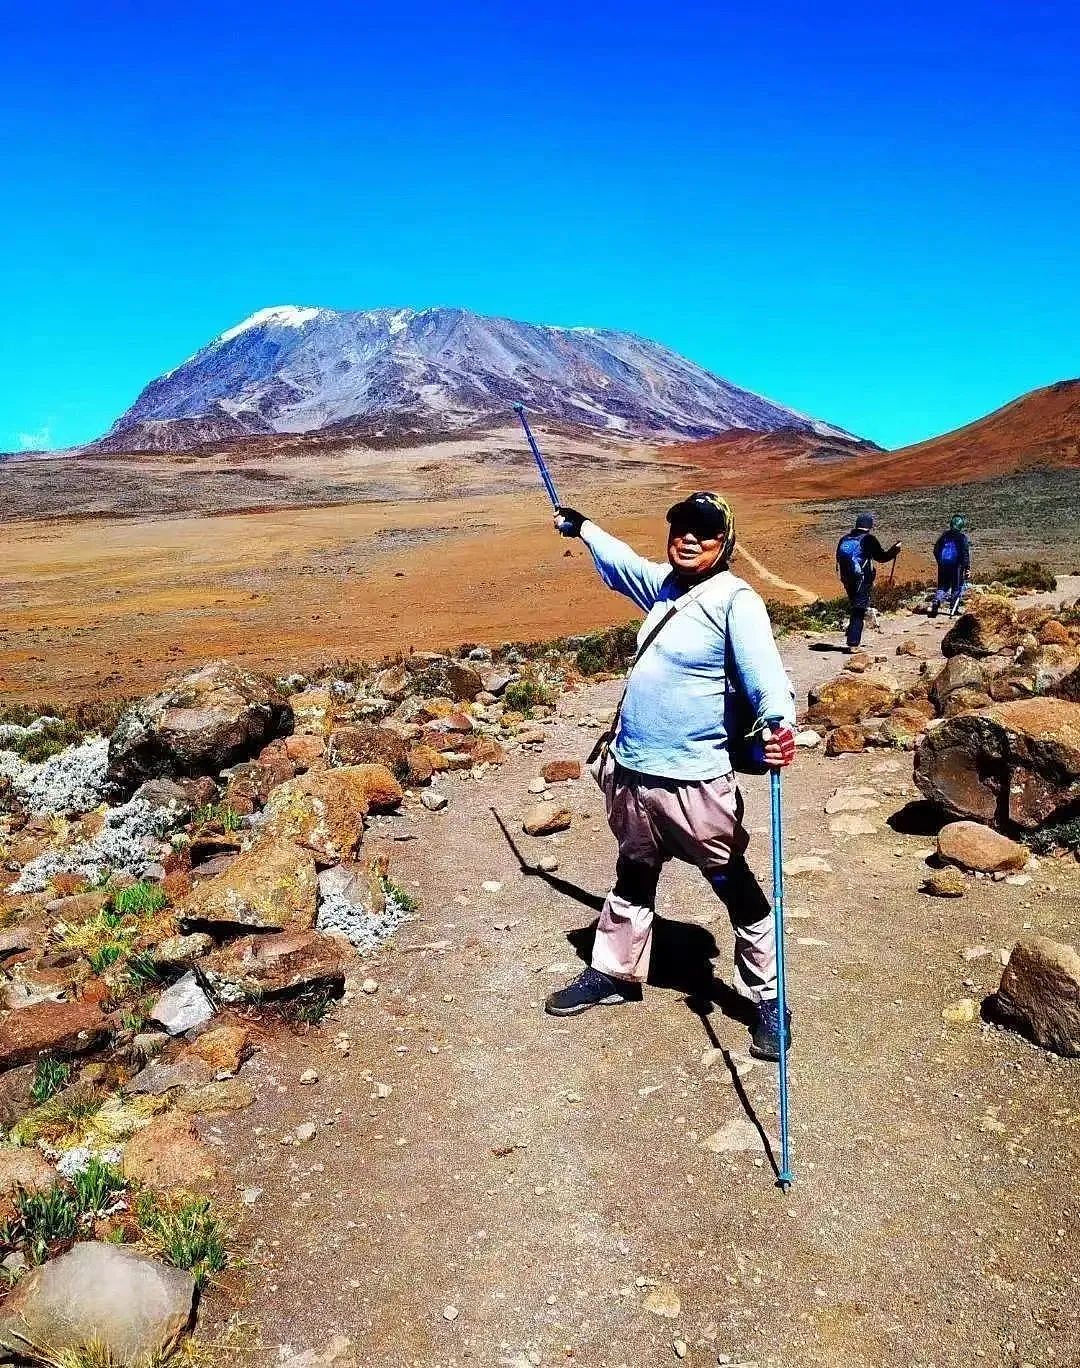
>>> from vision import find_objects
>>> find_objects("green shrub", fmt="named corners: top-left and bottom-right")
top-left (502, 679), bottom-right (552, 715)
top-left (572, 623), bottom-right (640, 677)
top-left (992, 560), bottom-right (1058, 592)
top-left (1023, 816), bottom-right (1080, 856)
top-left (0, 719), bottom-right (84, 764)
top-left (87, 943), bottom-right (125, 974)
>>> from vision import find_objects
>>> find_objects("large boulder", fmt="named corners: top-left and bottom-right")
top-left (914, 697), bottom-right (1080, 830)
top-left (122, 1113), bottom-right (219, 1189)
top-left (936, 821), bottom-right (1029, 873)
top-left (0, 1146), bottom-right (56, 1197)
top-left (0, 996), bottom-right (108, 1072)
top-left (178, 834), bottom-right (318, 933)
top-left (259, 765), bottom-right (402, 865)
top-left (928, 655), bottom-right (988, 714)
top-left (108, 661), bottom-right (292, 791)
top-left (328, 725), bottom-right (409, 781)
top-left (942, 595), bottom-right (1021, 658)
top-left (805, 672), bottom-right (899, 729)
top-left (0, 1241), bottom-right (195, 1365)
top-left (995, 935), bottom-right (1080, 1056)
top-left (199, 930), bottom-right (350, 1004)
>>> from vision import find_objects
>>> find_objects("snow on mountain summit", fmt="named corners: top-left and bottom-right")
top-left (97, 305), bottom-right (857, 452)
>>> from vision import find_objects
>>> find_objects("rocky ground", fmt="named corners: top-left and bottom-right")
top-left (0, 584), bottom-right (1078, 1366)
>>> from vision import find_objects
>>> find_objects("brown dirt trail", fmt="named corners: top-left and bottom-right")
top-left (201, 598), bottom-right (1080, 1368)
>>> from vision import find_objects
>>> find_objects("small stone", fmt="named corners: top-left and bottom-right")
top-left (673, 1340), bottom-right (688, 1360)
top-left (442, 1305), bottom-right (459, 1322)
top-left (1005, 873), bottom-right (1032, 887)
top-left (527, 778), bottom-right (548, 795)
top-left (942, 998), bottom-right (978, 1025)
top-left (242, 1187), bottom-right (263, 1205)
top-left (961, 945), bottom-right (992, 962)
top-left (642, 1282), bottom-right (681, 1318)
top-left (300, 1069), bottom-right (319, 1085)
top-left (481, 881), bottom-right (503, 894)
top-left (784, 855), bottom-right (833, 877)
top-left (537, 854), bottom-right (559, 873)
top-left (700, 1117), bottom-right (765, 1154)
top-left (149, 972), bottom-right (214, 1036)
top-left (828, 814), bottom-right (879, 836)
top-left (936, 821), bottom-right (1028, 874)
top-left (361, 978), bottom-right (379, 994)
top-left (295, 1122), bottom-right (317, 1143)
top-left (541, 759), bottom-right (581, 784)
top-left (924, 867), bottom-right (966, 898)
top-left (421, 789), bottom-right (449, 812)
top-left (522, 802), bottom-right (572, 837)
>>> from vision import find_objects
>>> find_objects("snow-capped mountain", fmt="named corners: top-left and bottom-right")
top-left (95, 305), bottom-right (856, 451)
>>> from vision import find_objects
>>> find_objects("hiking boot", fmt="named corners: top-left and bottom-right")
top-left (928, 602), bottom-right (939, 618)
top-left (544, 966), bottom-right (642, 1016)
top-left (749, 999), bottom-right (792, 1061)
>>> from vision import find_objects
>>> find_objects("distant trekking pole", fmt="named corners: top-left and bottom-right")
top-left (888, 550), bottom-right (898, 585)
top-left (513, 404), bottom-right (563, 512)
top-left (768, 757), bottom-right (794, 1191)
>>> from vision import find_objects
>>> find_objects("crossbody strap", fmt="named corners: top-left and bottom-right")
top-left (605, 576), bottom-right (733, 740)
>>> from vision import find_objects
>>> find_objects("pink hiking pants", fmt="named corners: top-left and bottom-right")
top-left (592, 758), bottom-right (777, 1002)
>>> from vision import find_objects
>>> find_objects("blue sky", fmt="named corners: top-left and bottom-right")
top-left (2, 0), bottom-right (1078, 452)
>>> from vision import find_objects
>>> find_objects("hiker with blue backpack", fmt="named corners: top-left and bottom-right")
top-left (836, 512), bottom-right (901, 652)
top-left (541, 493), bottom-right (797, 1061)
top-left (929, 514), bottom-right (971, 617)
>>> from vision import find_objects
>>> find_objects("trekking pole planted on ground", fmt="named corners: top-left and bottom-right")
top-left (514, 403), bottom-right (563, 514)
top-left (768, 758), bottom-right (794, 1191)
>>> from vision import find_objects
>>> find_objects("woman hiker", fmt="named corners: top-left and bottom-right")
top-left (835, 510), bottom-right (901, 652)
top-left (544, 493), bottom-right (797, 1061)
top-left (929, 513), bottom-right (971, 617)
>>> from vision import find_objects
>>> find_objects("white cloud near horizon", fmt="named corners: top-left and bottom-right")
top-left (16, 424), bottom-right (52, 450)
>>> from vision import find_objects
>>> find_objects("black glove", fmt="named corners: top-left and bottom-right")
top-left (555, 507), bottom-right (586, 538)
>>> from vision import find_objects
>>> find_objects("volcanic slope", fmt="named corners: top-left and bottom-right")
top-left (91, 304), bottom-right (859, 451)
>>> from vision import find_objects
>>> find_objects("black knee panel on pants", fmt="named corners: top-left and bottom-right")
top-left (614, 856), bottom-right (661, 908)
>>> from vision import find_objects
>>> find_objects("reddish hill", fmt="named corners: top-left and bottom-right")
top-left (672, 379), bottom-right (1080, 498)
top-left (789, 378), bottom-right (1080, 497)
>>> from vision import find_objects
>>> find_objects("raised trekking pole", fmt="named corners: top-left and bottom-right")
top-left (768, 756), bottom-right (794, 1191)
top-left (514, 403), bottom-right (564, 516)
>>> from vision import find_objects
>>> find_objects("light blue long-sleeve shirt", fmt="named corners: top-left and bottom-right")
top-left (581, 520), bottom-right (796, 781)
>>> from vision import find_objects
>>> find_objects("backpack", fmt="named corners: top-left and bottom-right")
top-left (836, 531), bottom-right (868, 584)
top-left (938, 534), bottom-right (960, 566)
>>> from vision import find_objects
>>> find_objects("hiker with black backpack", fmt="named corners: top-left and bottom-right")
top-left (835, 511), bottom-right (901, 652)
top-left (542, 493), bottom-right (797, 1061)
top-left (929, 513), bottom-right (971, 617)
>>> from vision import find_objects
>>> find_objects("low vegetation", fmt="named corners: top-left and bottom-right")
top-left (1024, 816), bottom-right (1080, 856)
top-left (30, 1058), bottom-right (72, 1107)
top-left (134, 1192), bottom-right (228, 1287)
top-left (0, 1156), bottom-right (229, 1287)
top-left (992, 560), bottom-right (1058, 592)
top-left (571, 623), bottom-right (639, 677)
top-left (192, 803), bottom-right (244, 833)
top-left (502, 677), bottom-right (553, 716)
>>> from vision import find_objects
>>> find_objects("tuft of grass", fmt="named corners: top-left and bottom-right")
top-left (992, 560), bottom-right (1058, 592)
top-left (111, 881), bottom-right (169, 919)
top-left (125, 952), bottom-right (162, 988)
top-left (30, 1059), bottom-right (72, 1107)
top-left (135, 1192), bottom-right (228, 1287)
top-left (8, 1085), bottom-right (106, 1149)
top-left (193, 803), bottom-right (244, 833)
top-left (70, 1156), bottom-right (126, 1218)
top-left (379, 872), bottom-right (419, 915)
top-left (2, 1185), bottom-right (80, 1265)
top-left (0, 720), bottom-right (84, 765)
top-left (87, 942), bottom-right (125, 974)
top-left (280, 985), bottom-right (336, 1027)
